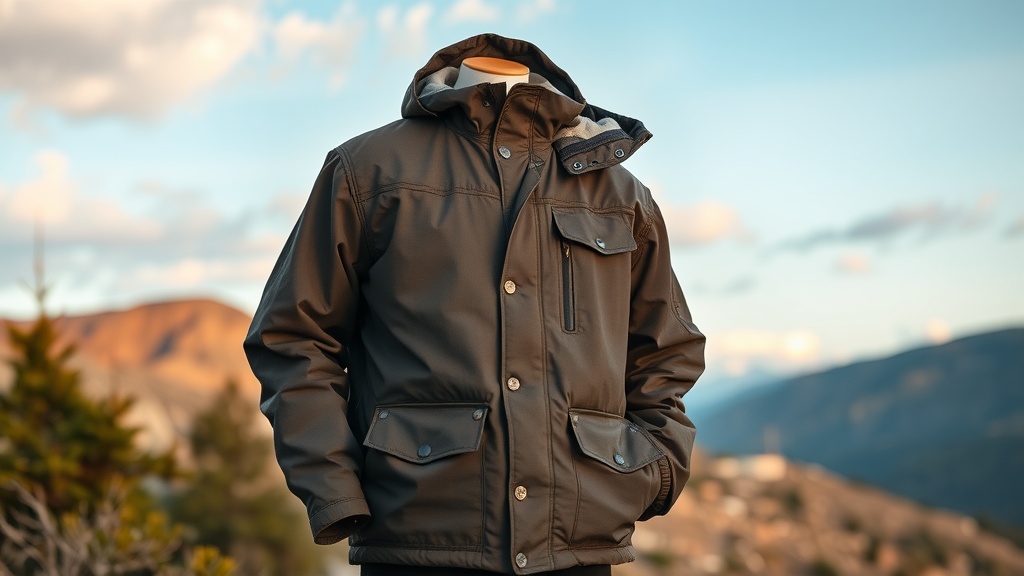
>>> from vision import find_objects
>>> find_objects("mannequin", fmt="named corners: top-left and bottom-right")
top-left (452, 56), bottom-right (529, 94)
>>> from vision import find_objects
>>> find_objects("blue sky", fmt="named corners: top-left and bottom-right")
top-left (1, 0), bottom-right (1022, 382)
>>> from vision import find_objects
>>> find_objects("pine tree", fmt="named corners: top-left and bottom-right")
top-left (167, 381), bottom-right (326, 576)
top-left (0, 311), bottom-right (175, 517)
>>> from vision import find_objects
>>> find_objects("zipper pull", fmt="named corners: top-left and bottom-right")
top-left (564, 244), bottom-right (570, 258)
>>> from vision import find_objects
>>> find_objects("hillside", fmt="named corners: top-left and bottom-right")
top-left (0, 299), bottom-right (259, 449)
top-left (697, 327), bottom-right (1024, 529)
top-left (616, 450), bottom-right (1024, 575)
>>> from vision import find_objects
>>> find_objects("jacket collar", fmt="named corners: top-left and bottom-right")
top-left (400, 34), bottom-right (652, 175)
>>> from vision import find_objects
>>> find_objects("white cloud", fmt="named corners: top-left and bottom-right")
top-left (658, 199), bottom-right (753, 247)
top-left (0, 151), bottom-right (290, 316)
top-left (272, 2), bottom-right (365, 89)
top-left (0, 0), bottom-right (262, 120)
top-left (707, 328), bottom-right (822, 376)
top-left (377, 3), bottom-right (435, 59)
top-left (0, 150), bottom-right (160, 242)
top-left (444, 0), bottom-right (499, 24)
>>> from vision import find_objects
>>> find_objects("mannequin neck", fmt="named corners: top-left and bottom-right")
top-left (453, 57), bottom-right (530, 94)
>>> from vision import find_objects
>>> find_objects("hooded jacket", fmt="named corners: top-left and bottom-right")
top-left (244, 34), bottom-right (705, 574)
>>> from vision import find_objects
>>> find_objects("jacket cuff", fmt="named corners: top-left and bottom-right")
top-left (310, 497), bottom-right (371, 545)
top-left (639, 456), bottom-right (672, 521)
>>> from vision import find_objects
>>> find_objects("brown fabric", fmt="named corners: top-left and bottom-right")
top-left (361, 564), bottom-right (611, 576)
top-left (245, 33), bottom-right (705, 574)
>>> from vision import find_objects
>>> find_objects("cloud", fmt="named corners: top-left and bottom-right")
top-left (707, 328), bottom-right (822, 376)
top-left (272, 2), bottom-right (365, 89)
top-left (0, 0), bottom-right (262, 120)
top-left (836, 252), bottom-right (871, 275)
top-left (444, 0), bottom-right (499, 24)
top-left (0, 150), bottom-right (161, 243)
top-left (0, 151), bottom-right (287, 311)
top-left (777, 193), bottom-right (998, 253)
top-left (658, 200), bottom-right (753, 247)
top-left (377, 3), bottom-right (434, 59)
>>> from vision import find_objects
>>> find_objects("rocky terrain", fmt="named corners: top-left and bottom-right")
top-left (617, 450), bottom-right (1024, 576)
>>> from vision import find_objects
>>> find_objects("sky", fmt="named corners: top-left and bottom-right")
top-left (1, 0), bottom-right (1022, 385)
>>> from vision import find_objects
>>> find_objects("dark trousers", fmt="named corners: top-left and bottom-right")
top-left (360, 564), bottom-right (612, 576)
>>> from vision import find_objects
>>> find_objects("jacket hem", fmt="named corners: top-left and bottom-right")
top-left (349, 544), bottom-right (636, 574)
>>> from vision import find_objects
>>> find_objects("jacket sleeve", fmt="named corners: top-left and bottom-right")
top-left (243, 149), bottom-right (371, 544)
top-left (625, 192), bottom-right (706, 520)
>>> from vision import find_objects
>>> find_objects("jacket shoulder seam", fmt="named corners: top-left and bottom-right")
top-left (334, 146), bottom-right (378, 261)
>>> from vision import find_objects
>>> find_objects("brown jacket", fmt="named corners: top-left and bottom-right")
top-left (244, 34), bottom-right (705, 574)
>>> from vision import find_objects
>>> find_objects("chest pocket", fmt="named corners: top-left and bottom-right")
top-left (552, 209), bottom-right (637, 332)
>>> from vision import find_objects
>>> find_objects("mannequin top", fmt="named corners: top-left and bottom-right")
top-left (452, 57), bottom-right (530, 94)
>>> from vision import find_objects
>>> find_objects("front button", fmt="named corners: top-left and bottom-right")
top-left (503, 280), bottom-right (516, 294)
top-left (498, 146), bottom-right (511, 159)
top-left (516, 553), bottom-right (528, 568)
top-left (473, 408), bottom-right (485, 421)
top-left (418, 444), bottom-right (432, 458)
top-left (379, 410), bottom-right (389, 419)
top-left (507, 377), bottom-right (521, 391)
top-left (595, 238), bottom-right (606, 249)
top-left (614, 454), bottom-right (626, 466)
top-left (514, 485), bottom-right (527, 501)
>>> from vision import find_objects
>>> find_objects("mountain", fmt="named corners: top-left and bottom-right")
top-left (0, 299), bottom-right (259, 449)
top-left (696, 327), bottom-right (1024, 529)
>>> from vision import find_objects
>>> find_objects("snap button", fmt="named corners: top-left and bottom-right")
top-left (503, 280), bottom-right (516, 294)
top-left (571, 414), bottom-right (579, 423)
top-left (507, 377), bottom-right (521, 391)
top-left (595, 238), bottom-right (606, 249)
top-left (379, 409), bottom-right (389, 419)
top-left (498, 146), bottom-right (511, 159)
top-left (516, 553), bottom-right (528, 568)
top-left (614, 148), bottom-right (625, 158)
top-left (483, 100), bottom-right (491, 107)
top-left (472, 408), bottom-right (485, 421)
top-left (571, 161), bottom-right (583, 171)
top-left (614, 454), bottom-right (626, 466)
top-left (514, 485), bottom-right (527, 501)
top-left (418, 444), bottom-right (432, 458)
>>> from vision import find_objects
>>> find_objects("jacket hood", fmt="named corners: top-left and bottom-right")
top-left (401, 34), bottom-right (653, 175)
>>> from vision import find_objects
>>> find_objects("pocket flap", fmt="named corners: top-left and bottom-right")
top-left (553, 209), bottom-right (637, 255)
top-left (363, 404), bottom-right (488, 464)
top-left (569, 409), bottom-right (664, 472)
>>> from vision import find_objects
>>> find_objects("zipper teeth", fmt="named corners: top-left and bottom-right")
top-left (562, 242), bottom-right (575, 331)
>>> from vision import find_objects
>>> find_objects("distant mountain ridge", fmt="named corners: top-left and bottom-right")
top-left (0, 299), bottom-right (259, 449)
top-left (697, 327), bottom-right (1024, 528)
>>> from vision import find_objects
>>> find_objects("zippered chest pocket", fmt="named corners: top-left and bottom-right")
top-left (552, 209), bottom-right (637, 333)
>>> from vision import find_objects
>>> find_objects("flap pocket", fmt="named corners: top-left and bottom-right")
top-left (553, 209), bottom-right (637, 255)
top-left (363, 403), bottom-right (488, 464)
top-left (569, 409), bottom-right (664, 473)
